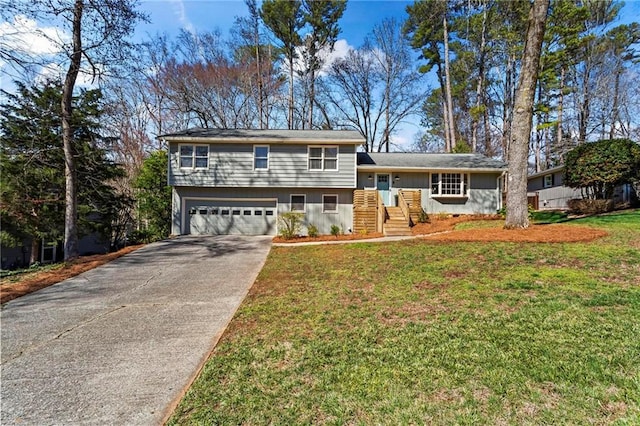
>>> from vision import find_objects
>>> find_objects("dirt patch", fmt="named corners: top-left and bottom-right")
top-left (0, 245), bottom-right (143, 304)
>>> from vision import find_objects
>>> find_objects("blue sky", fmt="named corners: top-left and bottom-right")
top-left (135, 0), bottom-right (413, 47)
top-left (136, 0), bottom-right (640, 46)
top-left (1, 0), bottom-right (638, 146)
top-left (132, 0), bottom-right (640, 146)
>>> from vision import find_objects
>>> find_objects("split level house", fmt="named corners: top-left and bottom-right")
top-left (161, 129), bottom-right (507, 237)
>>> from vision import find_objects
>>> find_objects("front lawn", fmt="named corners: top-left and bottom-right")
top-left (169, 210), bottom-right (640, 425)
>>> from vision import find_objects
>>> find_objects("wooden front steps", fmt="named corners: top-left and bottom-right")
top-left (353, 190), bottom-right (422, 236)
top-left (383, 206), bottom-right (412, 236)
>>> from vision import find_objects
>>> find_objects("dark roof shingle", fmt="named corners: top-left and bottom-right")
top-left (159, 128), bottom-right (364, 143)
top-left (357, 152), bottom-right (507, 171)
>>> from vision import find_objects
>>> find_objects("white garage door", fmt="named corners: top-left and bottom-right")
top-left (187, 199), bottom-right (277, 235)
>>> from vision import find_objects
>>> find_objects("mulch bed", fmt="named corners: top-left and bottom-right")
top-left (423, 223), bottom-right (608, 243)
top-left (273, 232), bottom-right (384, 244)
top-left (0, 245), bottom-right (143, 304)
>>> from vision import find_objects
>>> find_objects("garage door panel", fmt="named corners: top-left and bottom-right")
top-left (186, 199), bottom-right (277, 235)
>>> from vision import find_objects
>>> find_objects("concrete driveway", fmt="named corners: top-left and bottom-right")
top-left (1, 235), bottom-right (272, 425)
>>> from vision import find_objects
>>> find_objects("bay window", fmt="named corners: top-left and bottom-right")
top-left (431, 173), bottom-right (469, 197)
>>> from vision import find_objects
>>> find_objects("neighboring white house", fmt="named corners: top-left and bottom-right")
top-left (160, 129), bottom-right (507, 236)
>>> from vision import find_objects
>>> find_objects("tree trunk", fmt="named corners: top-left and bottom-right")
top-left (534, 81), bottom-right (543, 172)
top-left (505, 0), bottom-right (549, 230)
top-left (435, 61), bottom-right (450, 152)
top-left (30, 239), bottom-right (39, 265)
top-left (471, 3), bottom-right (488, 154)
top-left (556, 65), bottom-right (564, 158)
top-left (288, 56), bottom-right (294, 129)
top-left (62, 0), bottom-right (84, 260)
top-left (255, 33), bottom-right (263, 129)
top-left (609, 62), bottom-right (621, 139)
top-left (501, 54), bottom-right (515, 159)
top-left (443, 15), bottom-right (456, 150)
top-left (578, 57), bottom-right (592, 144)
top-left (307, 67), bottom-right (315, 129)
top-left (384, 70), bottom-right (390, 152)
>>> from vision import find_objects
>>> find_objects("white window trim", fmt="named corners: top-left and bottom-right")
top-left (543, 174), bottom-right (553, 188)
top-left (308, 145), bottom-right (339, 171)
top-left (290, 194), bottom-right (306, 212)
top-left (253, 145), bottom-right (269, 170)
top-left (430, 172), bottom-right (469, 197)
top-left (179, 143), bottom-right (209, 170)
top-left (322, 194), bottom-right (339, 213)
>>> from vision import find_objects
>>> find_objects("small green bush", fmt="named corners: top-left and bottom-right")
top-left (307, 223), bottom-right (319, 238)
top-left (330, 224), bottom-right (341, 237)
top-left (278, 212), bottom-right (304, 240)
top-left (418, 209), bottom-right (430, 223)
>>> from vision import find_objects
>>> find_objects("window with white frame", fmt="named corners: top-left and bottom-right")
top-left (543, 174), bottom-right (554, 188)
top-left (179, 144), bottom-right (209, 169)
top-left (290, 194), bottom-right (306, 212)
top-left (308, 146), bottom-right (338, 170)
top-left (431, 173), bottom-right (469, 196)
top-left (323, 194), bottom-right (338, 213)
top-left (254, 145), bottom-right (269, 170)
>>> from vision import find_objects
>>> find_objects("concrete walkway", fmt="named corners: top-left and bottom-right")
top-left (1, 235), bottom-right (272, 425)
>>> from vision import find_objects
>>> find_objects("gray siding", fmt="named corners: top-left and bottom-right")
top-left (356, 171), bottom-right (502, 214)
top-left (169, 143), bottom-right (356, 188)
top-left (425, 173), bottom-right (502, 215)
top-left (534, 187), bottom-right (583, 210)
top-left (173, 187), bottom-right (353, 236)
top-left (528, 171), bottom-right (565, 191)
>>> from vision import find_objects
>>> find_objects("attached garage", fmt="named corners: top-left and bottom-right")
top-left (184, 198), bottom-right (277, 235)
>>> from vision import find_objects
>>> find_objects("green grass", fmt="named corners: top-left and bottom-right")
top-left (169, 210), bottom-right (640, 425)
top-left (530, 210), bottom-right (569, 223)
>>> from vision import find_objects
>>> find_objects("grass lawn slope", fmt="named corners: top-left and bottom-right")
top-left (169, 210), bottom-right (640, 425)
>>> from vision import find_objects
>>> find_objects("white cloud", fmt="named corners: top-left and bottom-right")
top-left (0, 14), bottom-right (67, 59)
top-left (319, 39), bottom-right (351, 74)
top-left (168, 0), bottom-right (196, 35)
top-left (289, 38), bottom-right (354, 77)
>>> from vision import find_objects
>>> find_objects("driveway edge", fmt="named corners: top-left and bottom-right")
top-left (159, 244), bottom-right (271, 425)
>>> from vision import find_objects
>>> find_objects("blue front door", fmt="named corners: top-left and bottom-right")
top-left (377, 174), bottom-right (390, 205)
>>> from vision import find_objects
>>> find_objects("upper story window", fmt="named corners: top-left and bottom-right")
top-left (180, 144), bottom-right (209, 169)
top-left (543, 174), bottom-right (554, 188)
top-left (431, 173), bottom-right (469, 197)
top-left (309, 146), bottom-right (338, 171)
top-left (254, 145), bottom-right (269, 170)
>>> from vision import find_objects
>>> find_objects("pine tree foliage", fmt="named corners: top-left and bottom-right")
top-left (0, 81), bottom-right (131, 255)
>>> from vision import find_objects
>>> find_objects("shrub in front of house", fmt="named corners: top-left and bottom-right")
top-left (278, 212), bottom-right (304, 240)
top-left (307, 223), bottom-right (319, 238)
top-left (567, 199), bottom-right (614, 215)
